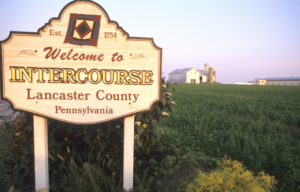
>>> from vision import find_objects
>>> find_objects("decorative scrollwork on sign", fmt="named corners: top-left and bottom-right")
top-left (18, 49), bottom-right (38, 56)
top-left (130, 53), bottom-right (147, 60)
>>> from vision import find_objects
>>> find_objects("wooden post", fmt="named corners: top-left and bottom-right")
top-left (34, 115), bottom-right (49, 192)
top-left (123, 115), bottom-right (135, 191)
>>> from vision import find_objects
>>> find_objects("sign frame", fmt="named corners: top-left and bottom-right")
top-left (0, 0), bottom-right (162, 125)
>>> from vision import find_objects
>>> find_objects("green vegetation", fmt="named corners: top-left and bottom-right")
top-left (0, 79), bottom-right (177, 192)
top-left (162, 84), bottom-right (300, 191)
top-left (179, 156), bottom-right (277, 192)
top-left (1, 83), bottom-right (299, 191)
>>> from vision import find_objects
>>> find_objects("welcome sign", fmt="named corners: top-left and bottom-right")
top-left (1, 1), bottom-right (162, 124)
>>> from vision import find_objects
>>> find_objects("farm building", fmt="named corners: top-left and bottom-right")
top-left (254, 76), bottom-right (300, 86)
top-left (169, 63), bottom-right (216, 84)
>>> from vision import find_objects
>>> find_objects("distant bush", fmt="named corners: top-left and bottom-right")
top-left (181, 156), bottom-right (277, 192)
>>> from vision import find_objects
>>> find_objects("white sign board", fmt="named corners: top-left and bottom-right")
top-left (1, 1), bottom-right (162, 124)
top-left (1, 1), bottom-right (162, 191)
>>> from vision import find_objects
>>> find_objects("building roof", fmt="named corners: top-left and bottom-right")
top-left (196, 69), bottom-right (209, 76)
top-left (169, 67), bottom-right (214, 76)
top-left (169, 68), bottom-right (193, 74)
top-left (257, 77), bottom-right (300, 81)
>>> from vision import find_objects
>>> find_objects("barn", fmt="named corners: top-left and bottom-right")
top-left (168, 63), bottom-right (216, 84)
top-left (254, 76), bottom-right (300, 86)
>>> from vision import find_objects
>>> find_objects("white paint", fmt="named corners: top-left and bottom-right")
top-left (235, 83), bottom-right (253, 85)
top-left (169, 63), bottom-right (218, 84)
top-left (186, 68), bottom-right (200, 83)
top-left (123, 115), bottom-right (135, 191)
top-left (34, 115), bottom-right (49, 192)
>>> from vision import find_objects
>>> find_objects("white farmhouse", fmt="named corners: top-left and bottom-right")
top-left (168, 63), bottom-right (216, 84)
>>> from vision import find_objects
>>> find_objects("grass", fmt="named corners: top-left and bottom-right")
top-left (1, 83), bottom-right (299, 191)
top-left (160, 83), bottom-right (300, 191)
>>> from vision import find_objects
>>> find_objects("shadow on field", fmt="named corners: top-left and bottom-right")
top-left (158, 163), bottom-right (210, 192)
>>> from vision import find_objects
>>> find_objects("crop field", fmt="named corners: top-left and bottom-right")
top-left (160, 83), bottom-right (300, 191)
top-left (1, 83), bottom-right (299, 191)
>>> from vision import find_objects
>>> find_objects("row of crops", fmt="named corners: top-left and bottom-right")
top-left (1, 83), bottom-right (299, 191)
top-left (164, 84), bottom-right (300, 191)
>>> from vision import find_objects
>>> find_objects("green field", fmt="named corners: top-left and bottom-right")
top-left (1, 83), bottom-right (300, 191)
top-left (160, 83), bottom-right (300, 191)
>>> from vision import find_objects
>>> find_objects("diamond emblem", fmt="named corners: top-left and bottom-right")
top-left (64, 14), bottom-right (101, 46)
top-left (78, 24), bottom-right (88, 35)
top-left (75, 21), bottom-right (92, 39)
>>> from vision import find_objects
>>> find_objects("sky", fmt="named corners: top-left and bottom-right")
top-left (0, 0), bottom-right (299, 84)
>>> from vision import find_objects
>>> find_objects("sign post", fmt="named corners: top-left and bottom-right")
top-left (0, 1), bottom-right (162, 191)
top-left (123, 115), bottom-right (135, 190)
top-left (33, 115), bottom-right (49, 191)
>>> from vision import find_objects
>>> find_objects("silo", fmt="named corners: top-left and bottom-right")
top-left (213, 70), bottom-right (216, 83)
top-left (209, 67), bottom-right (214, 83)
top-left (204, 63), bottom-right (209, 71)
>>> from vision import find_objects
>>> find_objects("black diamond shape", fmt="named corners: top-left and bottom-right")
top-left (78, 24), bottom-right (89, 36)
